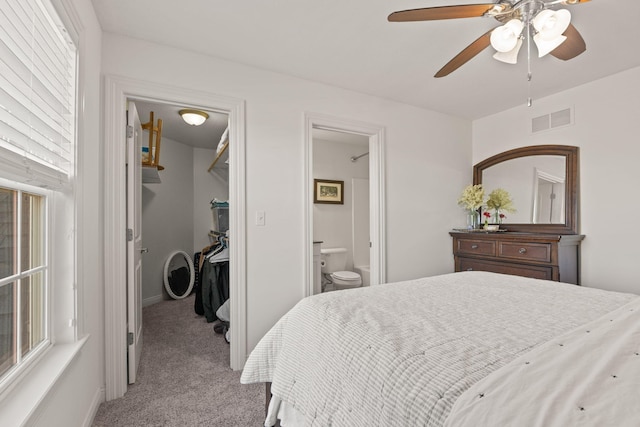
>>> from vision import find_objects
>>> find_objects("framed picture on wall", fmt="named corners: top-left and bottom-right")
top-left (314, 179), bottom-right (344, 204)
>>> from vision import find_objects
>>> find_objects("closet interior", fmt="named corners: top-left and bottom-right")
top-left (134, 100), bottom-right (232, 345)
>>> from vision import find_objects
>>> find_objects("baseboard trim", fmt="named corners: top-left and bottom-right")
top-left (82, 386), bottom-right (105, 427)
top-left (142, 295), bottom-right (163, 307)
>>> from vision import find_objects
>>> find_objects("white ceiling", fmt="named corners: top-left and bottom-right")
top-left (94, 0), bottom-right (640, 122)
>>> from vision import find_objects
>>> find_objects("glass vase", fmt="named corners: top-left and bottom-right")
top-left (467, 209), bottom-right (480, 230)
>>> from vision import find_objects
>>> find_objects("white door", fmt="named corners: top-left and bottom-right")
top-left (126, 101), bottom-right (144, 384)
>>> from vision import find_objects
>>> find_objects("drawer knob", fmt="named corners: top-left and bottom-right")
top-left (471, 244), bottom-right (479, 249)
top-left (466, 268), bottom-right (473, 271)
top-left (519, 248), bottom-right (527, 254)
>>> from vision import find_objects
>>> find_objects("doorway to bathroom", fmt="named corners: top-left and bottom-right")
top-left (313, 129), bottom-right (369, 293)
top-left (304, 113), bottom-right (386, 297)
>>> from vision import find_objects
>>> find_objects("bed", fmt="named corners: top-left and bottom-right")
top-left (240, 271), bottom-right (640, 426)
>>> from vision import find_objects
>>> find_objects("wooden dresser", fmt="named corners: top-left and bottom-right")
top-left (449, 231), bottom-right (585, 285)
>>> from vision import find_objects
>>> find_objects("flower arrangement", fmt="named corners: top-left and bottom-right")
top-left (457, 184), bottom-right (485, 211)
top-left (458, 184), bottom-right (485, 229)
top-left (486, 188), bottom-right (516, 223)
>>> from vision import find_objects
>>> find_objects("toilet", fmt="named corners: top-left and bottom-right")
top-left (320, 247), bottom-right (362, 291)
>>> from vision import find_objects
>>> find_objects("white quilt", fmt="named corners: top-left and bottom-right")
top-left (241, 272), bottom-right (636, 427)
top-left (445, 296), bottom-right (640, 427)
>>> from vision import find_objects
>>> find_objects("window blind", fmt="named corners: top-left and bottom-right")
top-left (0, 0), bottom-right (76, 189)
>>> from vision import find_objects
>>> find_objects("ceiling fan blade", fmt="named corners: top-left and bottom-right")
top-left (388, 4), bottom-right (499, 22)
top-left (435, 29), bottom-right (493, 78)
top-left (550, 24), bottom-right (586, 60)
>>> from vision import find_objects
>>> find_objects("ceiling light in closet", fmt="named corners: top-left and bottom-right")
top-left (179, 109), bottom-right (209, 126)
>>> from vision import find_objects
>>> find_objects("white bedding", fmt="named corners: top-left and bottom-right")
top-left (241, 272), bottom-right (636, 426)
top-left (445, 296), bottom-right (640, 427)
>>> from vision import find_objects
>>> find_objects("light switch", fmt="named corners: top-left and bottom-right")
top-left (256, 210), bottom-right (266, 226)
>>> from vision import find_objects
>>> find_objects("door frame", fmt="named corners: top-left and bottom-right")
top-left (103, 75), bottom-right (247, 400)
top-left (303, 112), bottom-right (386, 295)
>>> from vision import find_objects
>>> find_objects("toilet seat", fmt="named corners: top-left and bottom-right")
top-left (331, 271), bottom-right (361, 281)
top-left (331, 271), bottom-right (362, 290)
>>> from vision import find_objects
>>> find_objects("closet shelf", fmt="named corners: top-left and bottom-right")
top-left (142, 166), bottom-right (161, 183)
top-left (208, 140), bottom-right (228, 172)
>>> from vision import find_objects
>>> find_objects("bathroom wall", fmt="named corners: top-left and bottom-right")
top-left (352, 177), bottom-right (370, 268)
top-left (313, 138), bottom-right (369, 271)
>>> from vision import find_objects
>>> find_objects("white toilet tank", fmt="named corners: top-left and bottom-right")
top-left (320, 247), bottom-right (347, 273)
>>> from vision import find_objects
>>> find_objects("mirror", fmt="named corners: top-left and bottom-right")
top-left (473, 145), bottom-right (579, 234)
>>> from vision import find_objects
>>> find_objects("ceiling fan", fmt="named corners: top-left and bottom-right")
top-left (388, 0), bottom-right (590, 78)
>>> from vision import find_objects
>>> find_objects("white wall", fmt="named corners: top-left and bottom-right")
top-left (313, 138), bottom-right (369, 270)
top-left (101, 33), bottom-right (472, 353)
top-left (473, 66), bottom-right (640, 295)
top-left (193, 147), bottom-right (229, 253)
top-left (141, 137), bottom-right (195, 305)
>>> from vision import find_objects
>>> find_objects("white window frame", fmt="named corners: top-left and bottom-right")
top-left (0, 179), bottom-right (51, 393)
top-left (0, 0), bottom-right (80, 408)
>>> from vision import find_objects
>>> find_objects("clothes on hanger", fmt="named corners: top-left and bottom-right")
top-left (201, 257), bottom-right (229, 322)
top-left (207, 246), bottom-right (229, 263)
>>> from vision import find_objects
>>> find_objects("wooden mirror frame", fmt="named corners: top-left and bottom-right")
top-left (473, 145), bottom-right (579, 234)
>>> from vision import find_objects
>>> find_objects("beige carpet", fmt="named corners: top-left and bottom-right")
top-left (92, 295), bottom-right (264, 426)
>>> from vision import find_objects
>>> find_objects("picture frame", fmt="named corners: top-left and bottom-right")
top-left (314, 179), bottom-right (344, 204)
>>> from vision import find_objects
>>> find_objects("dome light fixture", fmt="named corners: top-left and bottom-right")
top-left (179, 109), bottom-right (209, 126)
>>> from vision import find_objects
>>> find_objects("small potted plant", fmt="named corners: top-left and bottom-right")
top-left (482, 211), bottom-right (492, 229)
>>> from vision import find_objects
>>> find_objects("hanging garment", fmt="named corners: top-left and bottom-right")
top-left (193, 251), bottom-right (204, 315)
top-left (201, 260), bottom-right (229, 323)
top-left (193, 243), bottom-right (221, 316)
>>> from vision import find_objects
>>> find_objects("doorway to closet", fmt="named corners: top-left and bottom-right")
top-left (128, 99), bottom-right (231, 383)
top-left (103, 75), bottom-right (247, 401)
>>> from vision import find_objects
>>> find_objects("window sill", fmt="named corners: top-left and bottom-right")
top-left (0, 335), bottom-right (89, 425)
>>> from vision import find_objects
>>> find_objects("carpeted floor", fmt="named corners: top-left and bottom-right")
top-left (92, 295), bottom-right (264, 426)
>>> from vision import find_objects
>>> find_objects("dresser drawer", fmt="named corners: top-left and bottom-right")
top-left (498, 242), bottom-right (551, 263)
top-left (457, 257), bottom-right (554, 281)
top-left (456, 239), bottom-right (496, 256)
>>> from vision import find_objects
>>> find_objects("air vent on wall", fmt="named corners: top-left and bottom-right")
top-left (531, 108), bottom-right (572, 133)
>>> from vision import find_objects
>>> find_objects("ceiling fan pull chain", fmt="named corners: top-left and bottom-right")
top-left (526, 15), bottom-right (533, 107)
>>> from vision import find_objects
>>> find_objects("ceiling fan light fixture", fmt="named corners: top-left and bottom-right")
top-left (179, 109), bottom-right (209, 126)
top-left (533, 9), bottom-right (571, 40)
top-left (493, 38), bottom-right (523, 64)
top-left (490, 19), bottom-right (524, 52)
top-left (534, 33), bottom-right (567, 57)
